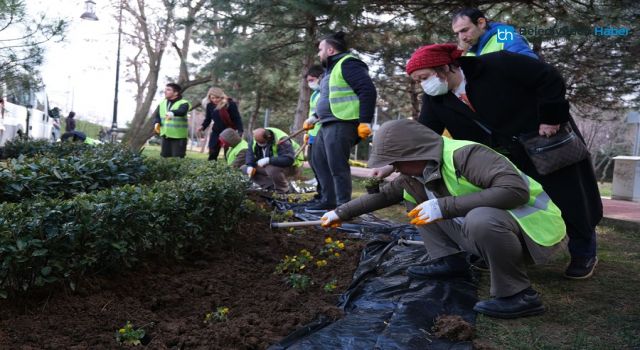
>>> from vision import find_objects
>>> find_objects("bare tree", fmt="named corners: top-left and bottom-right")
top-left (120, 0), bottom-right (211, 151)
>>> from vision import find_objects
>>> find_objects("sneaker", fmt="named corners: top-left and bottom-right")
top-left (304, 202), bottom-right (336, 213)
top-left (473, 287), bottom-right (545, 319)
top-left (564, 256), bottom-right (598, 279)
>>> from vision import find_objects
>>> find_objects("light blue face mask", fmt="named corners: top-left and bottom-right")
top-left (421, 75), bottom-right (449, 96)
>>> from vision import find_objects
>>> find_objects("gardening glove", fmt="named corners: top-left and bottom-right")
top-left (408, 198), bottom-right (443, 225)
top-left (246, 166), bottom-right (256, 177)
top-left (357, 123), bottom-right (372, 139)
top-left (321, 210), bottom-right (342, 228)
top-left (153, 123), bottom-right (161, 134)
top-left (303, 116), bottom-right (318, 130)
top-left (257, 157), bottom-right (270, 167)
top-left (303, 133), bottom-right (310, 144)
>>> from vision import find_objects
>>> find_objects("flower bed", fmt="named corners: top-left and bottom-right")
top-left (0, 211), bottom-right (364, 348)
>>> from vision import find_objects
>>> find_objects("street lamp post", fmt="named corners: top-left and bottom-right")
top-left (80, 0), bottom-right (122, 142)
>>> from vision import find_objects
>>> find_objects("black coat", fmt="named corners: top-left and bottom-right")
top-left (419, 51), bottom-right (602, 234)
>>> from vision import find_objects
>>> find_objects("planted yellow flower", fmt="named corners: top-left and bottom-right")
top-left (325, 237), bottom-right (333, 244)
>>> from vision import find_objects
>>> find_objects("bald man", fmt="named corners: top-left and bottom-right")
top-left (244, 127), bottom-right (303, 193)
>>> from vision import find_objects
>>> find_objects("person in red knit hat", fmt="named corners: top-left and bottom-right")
top-left (373, 43), bottom-right (602, 316)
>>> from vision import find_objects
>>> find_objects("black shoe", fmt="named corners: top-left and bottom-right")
top-left (473, 287), bottom-right (545, 319)
top-left (564, 256), bottom-right (598, 279)
top-left (304, 202), bottom-right (336, 213)
top-left (407, 253), bottom-right (470, 279)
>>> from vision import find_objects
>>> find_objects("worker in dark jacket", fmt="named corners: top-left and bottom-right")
top-left (306, 31), bottom-right (377, 213)
top-left (322, 119), bottom-right (567, 319)
top-left (245, 127), bottom-right (303, 193)
top-left (402, 43), bottom-right (601, 279)
top-left (152, 83), bottom-right (191, 158)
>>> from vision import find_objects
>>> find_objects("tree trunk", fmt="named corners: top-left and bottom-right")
top-left (246, 90), bottom-right (262, 140)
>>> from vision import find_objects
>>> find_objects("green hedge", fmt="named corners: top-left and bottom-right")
top-left (0, 143), bottom-right (146, 202)
top-left (0, 162), bottom-right (248, 298)
top-left (1, 138), bottom-right (91, 159)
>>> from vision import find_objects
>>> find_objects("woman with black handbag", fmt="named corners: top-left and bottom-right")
top-left (400, 43), bottom-right (602, 280)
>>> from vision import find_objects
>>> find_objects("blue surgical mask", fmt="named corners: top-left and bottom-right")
top-left (421, 75), bottom-right (449, 96)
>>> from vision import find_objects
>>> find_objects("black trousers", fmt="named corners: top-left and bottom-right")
top-left (161, 137), bottom-right (187, 158)
top-left (311, 121), bottom-right (358, 206)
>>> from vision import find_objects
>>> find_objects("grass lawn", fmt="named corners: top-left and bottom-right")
top-left (141, 144), bottom-right (210, 160)
top-left (598, 181), bottom-right (612, 197)
top-left (474, 224), bottom-right (640, 349)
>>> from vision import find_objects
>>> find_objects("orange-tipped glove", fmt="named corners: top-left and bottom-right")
top-left (303, 133), bottom-right (310, 144)
top-left (154, 123), bottom-right (161, 134)
top-left (357, 123), bottom-right (372, 139)
top-left (407, 199), bottom-right (443, 225)
top-left (321, 210), bottom-right (342, 228)
top-left (303, 116), bottom-right (318, 131)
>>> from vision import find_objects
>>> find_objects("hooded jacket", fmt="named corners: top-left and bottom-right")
top-left (337, 119), bottom-right (529, 221)
top-left (219, 128), bottom-right (247, 169)
top-left (337, 119), bottom-right (565, 262)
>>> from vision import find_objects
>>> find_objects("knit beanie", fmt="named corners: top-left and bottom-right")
top-left (405, 44), bottom-right (463, 75)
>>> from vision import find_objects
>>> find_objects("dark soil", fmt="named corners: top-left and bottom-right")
top-left (432, 314), bottom-right (475, 342)
top-left (0, 217), bottom-right (364, 349)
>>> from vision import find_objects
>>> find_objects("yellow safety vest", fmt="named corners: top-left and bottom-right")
top-left (159, 98), bottom-right (191, 139)
top-left (328, 54), bottom-right (360, 121)
top-left (441, 138), bottom-right (566, 246)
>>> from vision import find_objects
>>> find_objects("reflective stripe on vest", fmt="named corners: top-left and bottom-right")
top-left (308, 91), bottom-right (321, 137)
top-left (403, 190), bottom-right (417, 204)
top-left (252, 127), bottom-right (304, 167)
top-left (464, 34), bottom-right (504, 56)
top-left (226, 139), bottom-right (248, 166)
top-left (440, 138), bottom-right (566, 246)
top-left (328, 54), bottom-right (360, 121)
top-left (159, 98), bottom-right (191, 139)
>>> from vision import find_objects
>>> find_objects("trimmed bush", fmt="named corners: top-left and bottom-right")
top-left (0, 162), bottom-right (248, 298)
top-left (2, 139), bottom-right (88, 159)
top-left (0, 143), bottom-right (146, 202)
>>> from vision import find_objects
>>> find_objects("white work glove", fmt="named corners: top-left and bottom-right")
top-left (257, 157), bottom-right (270, 167)
top-left (370, 164), bottom-right (394, 179)
top-left (407, 199), bottom-right (443, 225)
top-left (166, 111), bottom-right (174, 119)
top-left (321, 210), bottom-right (341, 228)
top-left (246, 166), bottom-right (256, 177)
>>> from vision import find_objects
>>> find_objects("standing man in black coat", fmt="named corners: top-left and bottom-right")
top-left (403, 43), bottom-right (602, 279)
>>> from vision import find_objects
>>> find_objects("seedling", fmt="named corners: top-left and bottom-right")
top-left (115, 321), bottom-right (145, 346)
top-left (204, 306), bottom-right (230, 323)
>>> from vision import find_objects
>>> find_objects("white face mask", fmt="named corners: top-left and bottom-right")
top-left (308, 81), bottom-right (319, 91)
top-left (257, 142), bottom-right (267, 147)
top-left (421, 75), bottom-right (449, 96)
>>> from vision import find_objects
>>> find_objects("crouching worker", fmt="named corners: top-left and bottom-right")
top-left (321, 119), bottom-right (567, 319)
top-left (219, 128), bottom-right (248, 169)
top-left (61, 130), bottom-right (101, 145)
top-left (244, 127), bottom-right (304, 193)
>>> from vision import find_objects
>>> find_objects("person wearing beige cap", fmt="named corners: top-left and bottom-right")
top-left (321, 119), bottom-right (567, 319)
top-left (386, 43), bottom-right (601, 280)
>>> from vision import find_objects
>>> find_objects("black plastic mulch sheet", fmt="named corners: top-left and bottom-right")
top-left (269, 200), bottom-right (478, 350)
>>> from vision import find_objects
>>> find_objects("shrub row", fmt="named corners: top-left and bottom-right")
top-left (0, 143), bottom-right (146, 202)
top-left (0, 162), bottom-right (248, 298)
top-left (2, 139), bottom-right (88, 159)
